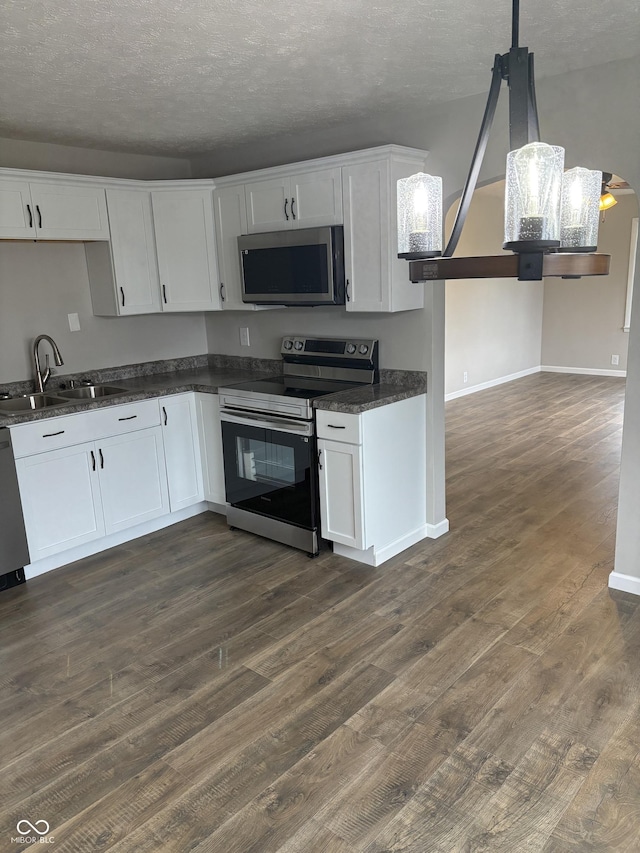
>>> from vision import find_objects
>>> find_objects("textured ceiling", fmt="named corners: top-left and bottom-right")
top-left (1, 0), bottom-right (639, 156)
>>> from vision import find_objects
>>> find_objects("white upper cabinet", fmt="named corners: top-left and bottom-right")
top-left (342, 151), bottom-right (425, 313)
top-left (87, 188), bottom-right (161, 316)
top-left (213, 184), bottom-right (249, 310)
top-left (245, 167), bottom-right (342, 233)
top-left (151, 188), bottom-right (221, 312)
top-left (0, 178), bottom-right (109, 240)
top-left (0, 181), bottom-right (36, 238)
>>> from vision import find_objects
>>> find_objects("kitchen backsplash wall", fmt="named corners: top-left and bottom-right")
top-left (0, 242), bottom-right (208, 384)
top-left (204, 305), bottom-right (433, 371)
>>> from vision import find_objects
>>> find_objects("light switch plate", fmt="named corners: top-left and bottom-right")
top-left (68, 312), bottom-right (81, 332)
top-left (240, 327), bottom-right (250, 347)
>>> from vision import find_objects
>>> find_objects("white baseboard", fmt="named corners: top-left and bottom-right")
top-left (608, 571), bottom-right (640, 597)
top-left (541, 365), bottom-right (627, 378)
top-left (25, 502), bottom-right (211, 580)
top-left (445, 366), bottom-right (541, 401)
top-left (333, 524), bottom-right (430, 567)
top-left (426, 518), bottom-right (450, 538)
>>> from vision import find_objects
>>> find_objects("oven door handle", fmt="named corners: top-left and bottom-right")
top-left (220, 409), bottom-right (314, 436)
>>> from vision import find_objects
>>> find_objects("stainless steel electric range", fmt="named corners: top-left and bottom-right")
top-left (218, 336), bottom-right (379, 556)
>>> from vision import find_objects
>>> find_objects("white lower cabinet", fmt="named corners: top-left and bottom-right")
top-left (317, 440), bottom-right (365, 550)
top-left (195, 393), bottom-right (226, 505)
top-left (12, 401), bottom-right (170, 565)
top-left (98, 427), bottom-right (169, 533)
top-left (160, 394), bottom-right (204, 511)
top-left (316, 395), bottom-right (428, 566)
top-left (16, 442), bottom-right (105, 561)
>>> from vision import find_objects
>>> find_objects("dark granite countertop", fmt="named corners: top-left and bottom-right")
top-left (0, 367), bottom-right (275, 428)
top-left (315, 373), bottom-right (427, 414)
top-left (0, 357), bottom-right (427, 427)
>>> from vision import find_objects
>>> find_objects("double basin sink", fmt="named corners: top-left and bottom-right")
top-left (0, 385), bottom-right (128, 415)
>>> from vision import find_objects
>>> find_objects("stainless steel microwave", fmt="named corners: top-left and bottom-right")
top-left (238, 225), bottom-right (345, 306)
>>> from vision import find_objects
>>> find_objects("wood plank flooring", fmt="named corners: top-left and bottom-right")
top-left (1, 372), bottom-right (638, 851)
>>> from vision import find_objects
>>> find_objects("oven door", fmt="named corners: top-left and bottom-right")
top-left (221, 410), bottom-right (317, 530)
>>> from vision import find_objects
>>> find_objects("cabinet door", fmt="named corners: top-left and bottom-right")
top-left (0, 180), bottom-right (37, 239)
top-left (28, 183), bottom-right (110, 240)
top-left (105, 189), bottom-right (161, 314)
top-left (342, 159), bottom-right (391, 312)
top-left (317, 438), bottom-right (366, 549)
top-left (195, 393), bottom-right (226, 505)
top-left (98, 426), bottom-right (169, 535)
top-left (213, 184), bottom-right (250, 310)
top-left (291, 168), bottom-right (343, 228)
top-left (342, 158), bottom-right (424, 313)
top-left (245, 178), bottom-right (291, 233)
top-left (15, 442), bottom-right (105, 561)
top-left (152, 189), bottom-right (221, 311)
top-left (161, 395), bottom-right (204, 512)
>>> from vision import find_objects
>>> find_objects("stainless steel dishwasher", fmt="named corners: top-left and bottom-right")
top-left (0, 430), bottom-right (29, 589)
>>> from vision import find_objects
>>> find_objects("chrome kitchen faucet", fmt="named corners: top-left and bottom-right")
top-left (33, 334), bottom-right (64, 393)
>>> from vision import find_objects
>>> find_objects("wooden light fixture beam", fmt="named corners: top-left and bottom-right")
top-left (409, 252), bottom-right (611, 282)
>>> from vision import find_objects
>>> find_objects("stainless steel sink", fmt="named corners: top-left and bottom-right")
top-left (58, 385), bottom-right (128, 400)
top-left (0, 394), bottom-right (68, 414)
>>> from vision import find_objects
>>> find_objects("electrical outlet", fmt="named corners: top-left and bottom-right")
top-left (463, 371), bottom-right (468, 384)
top-left (239, 327), bottom-right (250, 347)
top-left (611, 354), bottom-right (620, 366)
top-left (68, 312), bottom-right (81, 332)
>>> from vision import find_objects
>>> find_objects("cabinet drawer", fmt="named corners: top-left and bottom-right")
top-left (10, 412), bottom-right (92, 457)
top-left (316, 409), bottom-right (361, 444)
top-left (85, 399), bottom-right (161, 440)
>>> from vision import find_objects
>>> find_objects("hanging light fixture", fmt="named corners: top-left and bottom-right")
top-left (599, 173), bottom-right (618, 212)
top-left (399, 0), bottom-right (611, 283)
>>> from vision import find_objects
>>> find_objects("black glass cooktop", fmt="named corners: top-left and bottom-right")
top-left (222, 377), bottom-right (356, 401)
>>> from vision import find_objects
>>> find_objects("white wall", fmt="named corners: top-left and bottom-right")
top-left (445, 186), bottom-right (543, 396)
top-left (542, 192), bottom-right (638, 373)
top-left (0, 136), bottom-right (191, 180)
top-left (0, 243), bottom-right (207, 383)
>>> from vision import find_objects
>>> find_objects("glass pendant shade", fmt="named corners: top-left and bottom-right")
top-left (559, 167), bottom-right (602, 252)
top-left (599, 191), bottom-right (618, 211)
top-left (503, 142), bottom-right (565, 251)
top-left (397, 173), bottom-right (442, 258)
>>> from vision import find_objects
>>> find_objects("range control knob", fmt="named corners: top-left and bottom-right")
top-left (358, 344), bottom-right (369, 355)
top-left (346, 343), bottom-right (357, 354)
top-left (294, 340), bottom-right (304, 351)
top-left (283, 339), bottom-right (293, 350)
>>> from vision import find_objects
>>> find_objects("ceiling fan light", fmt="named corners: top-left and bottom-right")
top-left (559, 167), bottom-right (602, 252)
top-left (599, 191), bottom-right (618, 211)
top-left (397, 173), bottom-right (443, 259)
top-left (504, 142), bottom-right (565, 252)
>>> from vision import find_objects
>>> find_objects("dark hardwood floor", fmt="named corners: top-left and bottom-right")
top-left (1, 372), bottom-right (637, 851)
